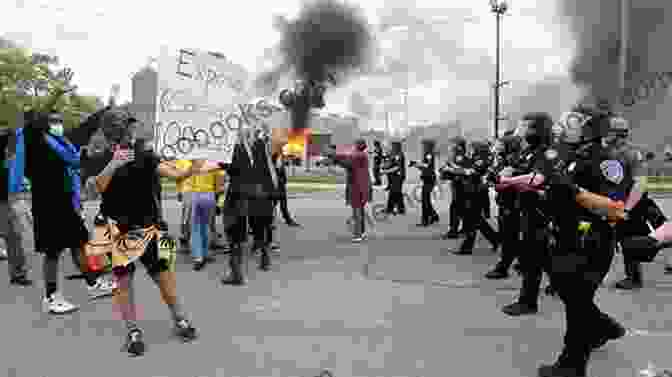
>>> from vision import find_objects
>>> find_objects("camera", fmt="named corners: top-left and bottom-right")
top-left (408, 160), bottom-right (418, 167)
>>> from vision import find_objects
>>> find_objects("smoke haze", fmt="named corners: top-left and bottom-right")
top-left (558, 0), bottom-right (672, 104)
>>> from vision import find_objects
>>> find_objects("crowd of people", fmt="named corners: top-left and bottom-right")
top-left (3, 84), bottom-right (672, 377)
top-left (0, 85), bottom-right (303, 356)
top-left (333, 103), bottom-right (672, 377)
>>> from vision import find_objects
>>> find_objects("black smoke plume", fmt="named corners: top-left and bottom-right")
top-left (277, 0), bottom-right (373, 128)
top-left (558, 0), bottom-right (671, 106)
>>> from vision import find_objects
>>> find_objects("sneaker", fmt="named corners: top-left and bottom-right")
top-left (43, 293), bottom-right (79, 314)
top-left (10, 275), bottom-right (33, 286)
top-left (122, 328), bottom-right (145, 356)
top-left (192, 258), bottom-right (206, 271)
top-left (88, 276), bottom-right (114, 300)
top-left (352, 236), bottom-right (364, 243)
top-left (270, 243), bottom-right (280, 254)
top-left (0, 247), bottom-right (6, 260)
top-left (174, 319), bottom-right (197, 342)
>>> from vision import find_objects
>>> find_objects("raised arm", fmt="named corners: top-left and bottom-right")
top-left (65, 105), bottom-right (111, 147)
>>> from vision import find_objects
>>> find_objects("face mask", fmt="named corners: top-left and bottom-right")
top-left (49, 123), bottom-right (64, 137)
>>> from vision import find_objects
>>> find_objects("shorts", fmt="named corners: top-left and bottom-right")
top-left (128, 237), bottom-right (162, 276)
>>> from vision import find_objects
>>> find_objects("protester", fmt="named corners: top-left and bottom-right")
top-left (273, 153), bottom-right (300, 227)
top-left (2, 127), bottom-right (33, 285)
top-left (24, 89), bottom-right (115, 314)
top-left (328, 139), bottom-right (371, 242)
top-left (94, 117), bottom-right (215, 355)
top-left (247, 129), bottom-right (279, 270)
top-left (175, 159), bottom-right (223, 270)
top-left (220, 128), bottom-right (257, 285)
top-left (176, 159), bottom-right (194, 251)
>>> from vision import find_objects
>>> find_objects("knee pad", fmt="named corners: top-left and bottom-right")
top-left (157, 235), bottom-right (177, 273)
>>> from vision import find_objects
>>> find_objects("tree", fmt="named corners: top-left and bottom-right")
top-left (0, 42), bottom-right (100, 129)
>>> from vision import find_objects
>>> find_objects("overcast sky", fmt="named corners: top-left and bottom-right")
top-left (2, 0), bottom-right (579, 126)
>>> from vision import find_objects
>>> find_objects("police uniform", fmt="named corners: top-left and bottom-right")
top-left (538, 124), bottom-right (628, 377)
top-left (448, 152), bottom-right (467, 235)
top-left (385, 151), bottom-right (406, 214)
top-left (372, 143), bottom-right (383, 186)
top-left (501, 144), bottom-right (553, 315)
top-left (486, 136), bottom-right (523, 278)
top-left (418, 150), bottom-right (439, 226)
top-left (452, 146), bottom-right (499, 254)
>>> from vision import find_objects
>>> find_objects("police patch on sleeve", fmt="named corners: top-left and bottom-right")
top-left (600, 160), bottom-right (624, 184)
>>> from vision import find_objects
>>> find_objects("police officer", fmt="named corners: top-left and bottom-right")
top-left (411, 139), bottom-right (439, 226)
top-left (602, 116), bottom-right (667, 289)
top-left (501, 113), bottom-right (555, 316)
top-left (449, 140), bottom-right (499, 254)
top-left (536, 106), bottom-right (628, 377)
top-left (485, 134), bottom-right (523, 279)
top-left (372, 140), bottom-right (384, 186)
top-left (382, 141), bottom-right (406, 215)
top-left (440, 137), bottom-right (468, 239)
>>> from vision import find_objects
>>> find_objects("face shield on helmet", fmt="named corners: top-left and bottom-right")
top-left (557, 111), bottom-right (589, 144)
top-left (603, 116), bottom-right (629, 146)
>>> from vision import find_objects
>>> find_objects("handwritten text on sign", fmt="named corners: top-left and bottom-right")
top-left (155, 48), bottom-right (250, 162)
top-left (155, 98), bottom-right (289, 160)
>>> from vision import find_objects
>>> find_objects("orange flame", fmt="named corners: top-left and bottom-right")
top-left (283, 128), bottom-right (311, 157)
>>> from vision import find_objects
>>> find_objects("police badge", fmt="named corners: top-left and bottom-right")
top-left (600, 160), bottom-right (624, 184)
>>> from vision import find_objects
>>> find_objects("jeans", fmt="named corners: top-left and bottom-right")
top-left (0, 193), bottom-right (32, 279)
top-left (180, 192), bottom-right (193, 241)
top-left (190, 192), bottom-right (216, 260)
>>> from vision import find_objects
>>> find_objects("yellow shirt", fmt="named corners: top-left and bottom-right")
top-left (175, 160), bottom-right (224, 193)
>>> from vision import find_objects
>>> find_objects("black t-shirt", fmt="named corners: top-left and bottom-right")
top-left (100, 151), bottom-right (161, 227)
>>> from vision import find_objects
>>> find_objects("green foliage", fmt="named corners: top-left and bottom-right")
top-left (0, 44), bottom-right (100, 129)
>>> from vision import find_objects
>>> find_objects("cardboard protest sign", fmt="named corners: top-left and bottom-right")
top-left (155, 47), bottom-right (251, 162)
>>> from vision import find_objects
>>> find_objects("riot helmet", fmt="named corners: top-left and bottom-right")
top-left (571, 105), bottom-right (611, 142)
top-left (422, 139), bottom-right (436, 155)
top-left (497, 135), bottom-right (523, 156)
top-left (519, 112), bottom-right (553, 146)
top-left (450, 136), bottom-right (467, 155)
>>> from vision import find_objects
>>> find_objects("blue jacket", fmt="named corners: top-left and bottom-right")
top-left (7, 128), bottom-right (31, 194)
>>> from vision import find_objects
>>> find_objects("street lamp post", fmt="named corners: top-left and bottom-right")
top-left (490, 0), bottom-right (509, 139)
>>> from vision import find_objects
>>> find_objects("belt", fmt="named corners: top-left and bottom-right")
top-left (8, 192), bottom-right (31, 201)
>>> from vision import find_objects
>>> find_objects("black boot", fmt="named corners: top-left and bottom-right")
top-left (451, 233), bottom-right (475, 255)
top-left (221, 247), bottom-right (245, 286)
top-left (441, 229), bottom-right (460, 240)
top-left (259, 247), bottom-right (271, 271)
top-left (502, 301), bottom-right (538, 316)
top-left (485, 264), bottom-right (509, 279)
top-left (614, 260), bottom-right (643, 290)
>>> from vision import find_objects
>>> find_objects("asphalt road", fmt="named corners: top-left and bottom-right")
top-left (2, 188), bottom-right (672, 377)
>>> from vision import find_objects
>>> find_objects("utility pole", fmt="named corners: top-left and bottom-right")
top-left (490, 1), bottom-right (509, 139)
top-left (619, 0), bottom-right (630, 111)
